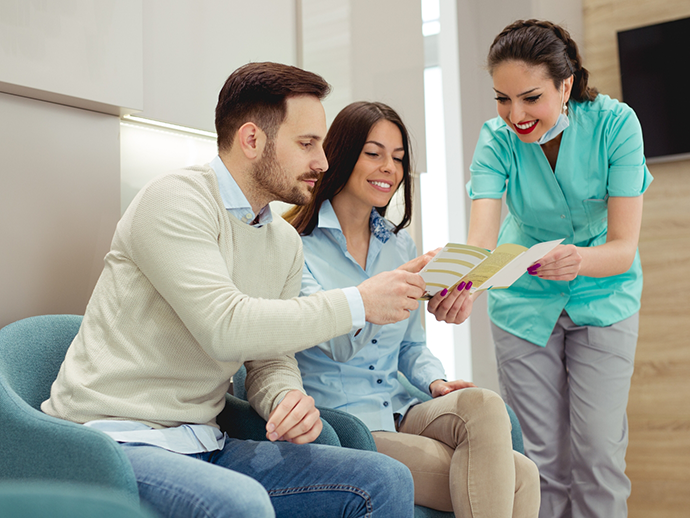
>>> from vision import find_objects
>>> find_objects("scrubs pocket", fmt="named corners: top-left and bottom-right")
top-left (584, 198), bottom-right (607, 235)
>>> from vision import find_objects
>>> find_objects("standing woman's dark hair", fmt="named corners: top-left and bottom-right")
top-left (285, 101), bottom-right (414, 236)
top-left (487, 19), bottom-right (598, 103)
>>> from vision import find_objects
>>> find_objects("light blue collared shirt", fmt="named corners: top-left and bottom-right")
top-left (88, 159), bottom-right (364, 452)
top-left (211, 155), bottom-right (273, 226)
top-left (84, 420), bottom-right (225, 454)
top-left (296, 201), bottom-right (446, 432)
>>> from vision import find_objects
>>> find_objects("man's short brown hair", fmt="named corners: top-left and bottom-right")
top-left (215, 62), bottom-right (331, 152)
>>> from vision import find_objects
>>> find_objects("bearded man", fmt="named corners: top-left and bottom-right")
top-left (42, 62), bottom-right (425, 518)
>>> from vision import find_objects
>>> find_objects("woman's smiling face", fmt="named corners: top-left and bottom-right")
top-left (492, 60), bottom-right (573, 143)
top-left (338, 119), bottom-right (404, 210)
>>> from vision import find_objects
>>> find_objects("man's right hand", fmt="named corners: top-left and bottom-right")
top-left (357, 270), bottom-right (425, 325)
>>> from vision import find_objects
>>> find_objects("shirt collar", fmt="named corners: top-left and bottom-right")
top-left (369, 207), bottom-right (392, 243)
top-left (317, 200), bottom-right (392, 244)
top-left (210, 155), bottom-right (273, 227)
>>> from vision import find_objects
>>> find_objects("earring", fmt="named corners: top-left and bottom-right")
top-left (562, 102), bottom-right (568, 115)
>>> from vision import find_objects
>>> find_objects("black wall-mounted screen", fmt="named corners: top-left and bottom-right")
top-left (617, 17), bottom-right (690, 161)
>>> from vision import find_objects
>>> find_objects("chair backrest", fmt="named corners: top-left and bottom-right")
top-left (0, 315), bottom-right (82, 410)
top-left (232, 364), bottom-right (248, 400)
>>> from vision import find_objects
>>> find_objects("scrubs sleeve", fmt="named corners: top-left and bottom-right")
top-left (606, 105), bottom-right (654, 196)
top-left (467, 120), bottom-right (510, 200)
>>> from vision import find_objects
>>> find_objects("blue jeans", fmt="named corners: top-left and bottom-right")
top-left (121, 438), bottom-right (414, 518)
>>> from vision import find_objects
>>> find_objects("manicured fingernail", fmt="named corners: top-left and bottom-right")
top-left (267, 423), bottom-right (275, 432)
top-left (440, 288), bottom-right (448, 297)
top-left (269, 432), bottom-right (278, 441)
top-left (457, 282), bottom-right (466, 291)
top-left (465, 281), bottom-right (472, 290)
top-left (528, 263), bottom-right (540, 271)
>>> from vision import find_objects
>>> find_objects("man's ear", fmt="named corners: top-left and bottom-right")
top-left (237, 122), bottom-right (266, 160)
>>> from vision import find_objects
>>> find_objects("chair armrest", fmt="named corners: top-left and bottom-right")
top-left (0, 383), bottom-right (138, 501)
top-left (0, 481), bottom-right (156, 518)
top-left (219, 394), bottom-right (341, 447)
top-left (317, 406), bottom-right (377, 451)
top-left (505, 404), bottom-right (524, 454)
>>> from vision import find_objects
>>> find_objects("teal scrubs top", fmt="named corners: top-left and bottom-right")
top-left (467, 94), bottom-right (653, 347)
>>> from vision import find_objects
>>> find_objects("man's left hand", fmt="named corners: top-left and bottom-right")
top-left (266, 390), bottom-right (322, 444)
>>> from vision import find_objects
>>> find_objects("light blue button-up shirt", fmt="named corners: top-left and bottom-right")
top-left (87, 158), bottom-right (364, 452)
top-left (467, 94), bottom-right (653, 346)
top-left (296, 200), bottom-right (446, 432)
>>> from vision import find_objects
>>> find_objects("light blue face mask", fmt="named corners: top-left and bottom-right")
top-left (535, 85), bottom-right (569, 145)
top-left (535, 111), bottom-right (569, 145)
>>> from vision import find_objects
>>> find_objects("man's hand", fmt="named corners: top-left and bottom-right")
top-left (397, 248), bottom-right (441, 274)
top-left (427, 282), bottom-right (476, 325)
top-left (357, 270), bottom-right (425, 325)
top-left (430, 379), bottom-right (476, 398)
top-left (528, 244), bottom-right (582, 281)
top-left (265, 390), bottom-right (322, 444)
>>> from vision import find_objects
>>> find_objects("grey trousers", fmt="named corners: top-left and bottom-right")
top-left (491, 311), bottom-right (639, 518)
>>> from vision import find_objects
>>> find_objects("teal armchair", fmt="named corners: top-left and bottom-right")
top-left (0, 482), bottom-right (157, 518)
top-left (0, 314), bottom-right (342, 515)
top-left (0, 314), bottom-right (139, 501)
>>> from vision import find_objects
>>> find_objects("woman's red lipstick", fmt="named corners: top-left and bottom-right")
top-left (513, 120), bottom-right (538, 135)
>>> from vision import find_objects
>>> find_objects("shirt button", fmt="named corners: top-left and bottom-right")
top-left (560, 214), bottom-right (566, 219)
top-left (377, 379), bottom-right (382, 384)
top-left (369, 365), bottom-right (375, 370)
top-left (383, 401), bottom-right (389, 407)
top-left (371, 339), bottom-right (378, 344)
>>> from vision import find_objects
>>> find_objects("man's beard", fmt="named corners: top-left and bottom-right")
top-left (251, 140), bottom-right (319, 207)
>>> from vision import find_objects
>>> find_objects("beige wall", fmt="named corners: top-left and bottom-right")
top-left (0, 0), bottom-right (298, 329)
top-left (583, 1), bottom-right (690, 517)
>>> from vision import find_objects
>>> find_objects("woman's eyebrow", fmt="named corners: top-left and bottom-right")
top-left (365, 140), bottom-right (404, 152)
top-left (493, 87), bottom-right (540, 98)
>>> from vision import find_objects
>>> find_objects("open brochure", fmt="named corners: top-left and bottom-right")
top-left (419, 238), bottom-right (564, 299)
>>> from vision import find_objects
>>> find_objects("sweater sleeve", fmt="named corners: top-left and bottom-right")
top-left (124, 173), bottom-right (353, 364)
top-left (244, 239), bottom-right (309, 419)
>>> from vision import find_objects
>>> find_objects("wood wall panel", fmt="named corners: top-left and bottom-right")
top-left (583, 1), bottom-right (690, 516)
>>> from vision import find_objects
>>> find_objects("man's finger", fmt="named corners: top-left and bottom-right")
top-left (266, 391), bottom-right (302, 440)
top-left (281, 407), bottom-right (321, 442)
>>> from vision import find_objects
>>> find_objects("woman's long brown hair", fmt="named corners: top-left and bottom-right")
top-left (284, 101), bottom-right (414, 236)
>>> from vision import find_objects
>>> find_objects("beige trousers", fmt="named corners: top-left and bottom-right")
top-left (372, 388), bottom-right (540, 518)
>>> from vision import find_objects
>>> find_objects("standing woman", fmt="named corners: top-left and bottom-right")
top-left (466, 19), bottom-right (653, 518)
top-left (285, 101), bottom-right (540, 517)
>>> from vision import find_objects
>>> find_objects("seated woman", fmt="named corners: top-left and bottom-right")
top-left (284, 101), bottom-right (540, 517)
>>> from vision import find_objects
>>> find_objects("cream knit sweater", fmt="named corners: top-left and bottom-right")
top-left (42, 165), bottom-right (352, 428)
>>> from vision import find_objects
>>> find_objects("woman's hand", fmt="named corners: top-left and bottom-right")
top-left (426, 281), bottom-right (476, 324)
top-left (430, 379), bottom-right (476, 398)
top-left (527, 244), bottom-right (582, 281)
